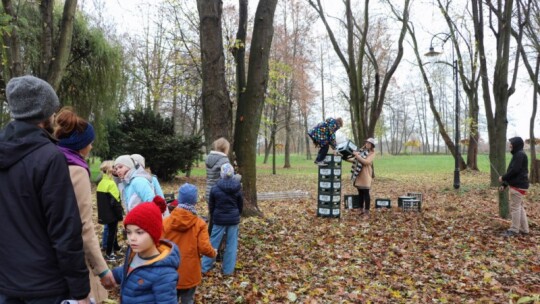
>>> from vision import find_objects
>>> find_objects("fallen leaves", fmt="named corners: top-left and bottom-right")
top-left (190, 170), bottom-right (540, 303)
top-left (94, 168), bottom-right (539, 303)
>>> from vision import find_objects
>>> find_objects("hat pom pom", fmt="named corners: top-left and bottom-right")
top-left (153, 195), bottom-right (167, 214)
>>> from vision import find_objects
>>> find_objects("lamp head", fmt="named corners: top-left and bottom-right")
top-left (425, 46), bottom-right (442, 57)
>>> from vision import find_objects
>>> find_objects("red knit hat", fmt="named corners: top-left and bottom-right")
top-left (124, 199), bottom-right (163, 245)
top-left (153, 195), bottom-right (167, 214)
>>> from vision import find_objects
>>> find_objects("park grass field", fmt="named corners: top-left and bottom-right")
top-left (93, 153), bottom-right (539, 303)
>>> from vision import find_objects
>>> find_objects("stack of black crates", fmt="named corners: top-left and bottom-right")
top-left (317, 154), bottom-right (342, 218)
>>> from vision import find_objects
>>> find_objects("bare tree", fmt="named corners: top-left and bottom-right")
top-left (437, 0), bottom-right (481, 170)
top-left (232, 0), bottom-right (279, 215)
top-left (471, 0), bottom-right (531, 217)
top-left (406, 23), bottom-right (467, 167)
top-left (307, 0), bottom-right (411, 145)
top-left (514, 1), bottom-right (540, 183)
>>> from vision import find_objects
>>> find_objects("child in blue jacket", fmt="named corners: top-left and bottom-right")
top-left (112, 198), bottom-right (180, 303)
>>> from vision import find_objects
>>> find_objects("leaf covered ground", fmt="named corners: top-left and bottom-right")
top-left (104, 169), bottom-right (540, 303)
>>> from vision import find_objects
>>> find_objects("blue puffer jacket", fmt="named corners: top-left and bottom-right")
top-left (209, 178), bottom-right (243, 225)
top-left (112, 240), bottom-right (180, 304)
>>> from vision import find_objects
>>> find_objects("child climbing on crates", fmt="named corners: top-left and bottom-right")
top-left (308, 117), bottom-right (343, 166)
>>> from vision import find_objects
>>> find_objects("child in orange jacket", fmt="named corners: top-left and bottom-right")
top-left (163, 183), bottom-right (217, 304)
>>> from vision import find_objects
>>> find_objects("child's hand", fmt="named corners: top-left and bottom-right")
top-left (100, 270), bottom-right (117, 289)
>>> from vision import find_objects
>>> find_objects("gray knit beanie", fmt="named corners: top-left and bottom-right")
top-left (6, 75), bottom-right (60, 122)
top-left (114, 155), bottom-right (136, 170)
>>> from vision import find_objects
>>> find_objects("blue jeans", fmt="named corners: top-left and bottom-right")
top-left (0, 293), bottom-right (68, 304)
top-left (201, 224), bottom-right (239, 275)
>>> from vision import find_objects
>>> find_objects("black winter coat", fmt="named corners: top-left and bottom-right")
top-left (209, 178), bottom-right (243, 225)
top-left (0, 121), bottom-right (89, 299)
top-left (502, 137), bottom-right (529, 189)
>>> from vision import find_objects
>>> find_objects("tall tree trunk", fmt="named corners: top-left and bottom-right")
top-left (197, 0), bottom-right (233, 146)
top-left (529, 55), bottom-right (539, 183)
top-left (472, 0), bottom-right (529, 217)
top-left (47, 0), bottom-right (78, 91)
top-left (40, 0), bottom-right (53, 80)
top-left (233, 0), bottom-right (278, 216)
top-left (2, 0), bottom-right (24, 78)
top-left (303, 110), bottom-right (312, 160)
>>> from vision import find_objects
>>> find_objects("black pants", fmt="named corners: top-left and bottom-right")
top-left (357, 188), bottom-right (371, 210)
top-left (106, 221), bottom-right (119, 256)
top-left (316, 144), bottom-right (329, 162)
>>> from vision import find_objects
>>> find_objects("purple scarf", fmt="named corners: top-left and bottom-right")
top-left (58, 146), bottom-right (90, 176)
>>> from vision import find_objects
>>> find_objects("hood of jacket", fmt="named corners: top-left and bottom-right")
top-left (167, 208), bottom-right (198, 232)
top-left (0, 120), bottom-right (54, 169)
top-left (509, 137), bottom-right (525, 154)
top-left (126, 239), bottom-right (180, 269)
top-left (216, 178), bottom-right (242, 194)
top-left (206, 151), bottom-right (228, 168)
top-left (125, 166), bottom-right (153, 184)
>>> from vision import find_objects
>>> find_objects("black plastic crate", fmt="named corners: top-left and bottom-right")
top-left (318, 180), bottom-right (342, 194)
top-left (322, 154), bottom-right (342, 167)
top-left (375, 198), bottom-right (391, 209)
top-left (401, 199), bottom-right (421, 212)
top-left (318, 194), bottom-right (341, 204)
top-left (317, 206), bottom-right (341, 218)
top-left (407, 192), bottom-right (423, 203)
top-left (317, 200), bottom-right (340, 208)
top-left (318, 167), bottom-right (342, 180)
top-left (336, 140), bottom-right (358, 160)
top-left (344, 194), bottom-right (361, 209)
top-left (398, 196), bottom-right (415, 208)
top-left (164, 193), bottom-right (175, 204)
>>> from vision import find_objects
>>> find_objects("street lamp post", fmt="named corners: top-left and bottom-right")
top-left (425, 33), bottom-right (460, 190)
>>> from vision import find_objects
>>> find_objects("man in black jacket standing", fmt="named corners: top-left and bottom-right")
top-left (0, 76), bottom-right (91, 303)
top-left (499, 136), bottom-right (530, 237)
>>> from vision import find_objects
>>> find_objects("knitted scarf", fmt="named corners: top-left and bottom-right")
top-left (350, 149), bottom-right (369, 182)
top-left (178, 203), bottom-right (197, 215)
top-left (58, 146), bottom-right (90, 176)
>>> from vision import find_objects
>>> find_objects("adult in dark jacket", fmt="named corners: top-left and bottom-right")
top-left (0, 75), bottom-right (90, 303)
top-left (499, 136), bottom-right (529, 237)
top-left (202, 163), bottom-right (243, 275)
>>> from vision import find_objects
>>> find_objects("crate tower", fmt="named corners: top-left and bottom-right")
top-left (316, 154), bottom-right (342, 218)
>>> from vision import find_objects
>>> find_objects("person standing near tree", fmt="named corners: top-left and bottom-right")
top-left (347, 138), bottom-right (376, 216)
top-left (205, 138), bottom-right (241, 233)
top-left (0, 75), bottom-right (91, 303)
top-left (499, 137), bottom-right (530, 237)
top-left (55, 107), bottom-right (116, 303)
top-left (202, 163), bottom-right (243, 276)
top-left (308, 117), bottom-right (343, 166)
